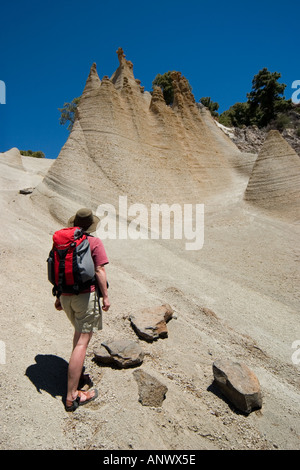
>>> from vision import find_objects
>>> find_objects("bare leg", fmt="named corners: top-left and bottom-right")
top-left (67, 331), bottom-right (93, 402)
top-left (73, 330), bottom-right (81, 350)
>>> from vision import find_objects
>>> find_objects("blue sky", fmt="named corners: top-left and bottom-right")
top-left (0, 0), bottom-right (299, 158)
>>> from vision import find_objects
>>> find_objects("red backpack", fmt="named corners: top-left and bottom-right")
top-left (47, 227), bottom-right (96, 297)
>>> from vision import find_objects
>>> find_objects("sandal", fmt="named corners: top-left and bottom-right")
top-left (65, 389), bottom-right (98, 412)
top-left (78, 372), bottom-right (93, 390)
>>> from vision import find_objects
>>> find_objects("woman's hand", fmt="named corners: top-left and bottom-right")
top-left (55, 298), bottom-right (63, 311)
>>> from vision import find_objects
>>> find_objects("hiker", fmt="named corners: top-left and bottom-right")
top-left (54, 208), bottom-right (110, 411)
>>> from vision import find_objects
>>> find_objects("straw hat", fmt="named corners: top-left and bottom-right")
top-left (68, 208), bottom-right (99, 232)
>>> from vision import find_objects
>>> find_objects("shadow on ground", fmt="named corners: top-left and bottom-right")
top-left (25, 354), bottom-right (68, 404)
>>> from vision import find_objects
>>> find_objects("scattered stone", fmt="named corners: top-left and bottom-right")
top-left (133, 369), bottom-right (168, 407)
top-left (212, 359), bottom-right (262, 414)
top-left (19, 187), bottom-right (34, 195)
top-left (93, 344), bottom-right (113, 365)
top-left (93, 339), bottom-right (144, 368)
top-left (129, 304), bottom-right (174, 342)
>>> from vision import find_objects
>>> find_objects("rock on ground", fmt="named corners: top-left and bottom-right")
top-left (93, 339), bottom-right (144, 368)
top-left (129, 304), bottom-right (174, 341)
top-left (212, 359), bottom-right (263, 414)
top-left (133, 369), bottom-right (168, 407)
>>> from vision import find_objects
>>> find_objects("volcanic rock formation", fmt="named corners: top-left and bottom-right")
top-left (32, 48), bottom-right (300, 227)
top-left (0, 147), bottom-right (24, 169)
top-left (32, 48), bottom-right (242, 223)
top-left (0, 147), bottom-right (51, 192)
top-left (244, 130), bottom-right (300, 221)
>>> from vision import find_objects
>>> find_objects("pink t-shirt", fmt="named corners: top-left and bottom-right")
top-left (87, 235), bottom-right (109, 293)
top-left (87, 235), bottom-right (109, 268)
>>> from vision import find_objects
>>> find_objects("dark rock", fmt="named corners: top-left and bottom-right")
top-left (94, 339), bottom-right (144, 368)
top-left (19, 187), bottom-right (34, 195)
top-left (133, 369), bottom-right (168, 407)
top-left (213, 359), bottom-right (262, 414)
top-left (129, 304), bottom-right (174, 342)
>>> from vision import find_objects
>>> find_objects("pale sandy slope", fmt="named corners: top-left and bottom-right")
top-left (0, 149), bottom-right (299, 450)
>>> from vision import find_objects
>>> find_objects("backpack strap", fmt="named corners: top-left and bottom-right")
top-left (56, 247), bottom-right (69, 298)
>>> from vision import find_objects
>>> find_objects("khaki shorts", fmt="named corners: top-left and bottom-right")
top-left (60, 291), bottom-right (102, 333)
